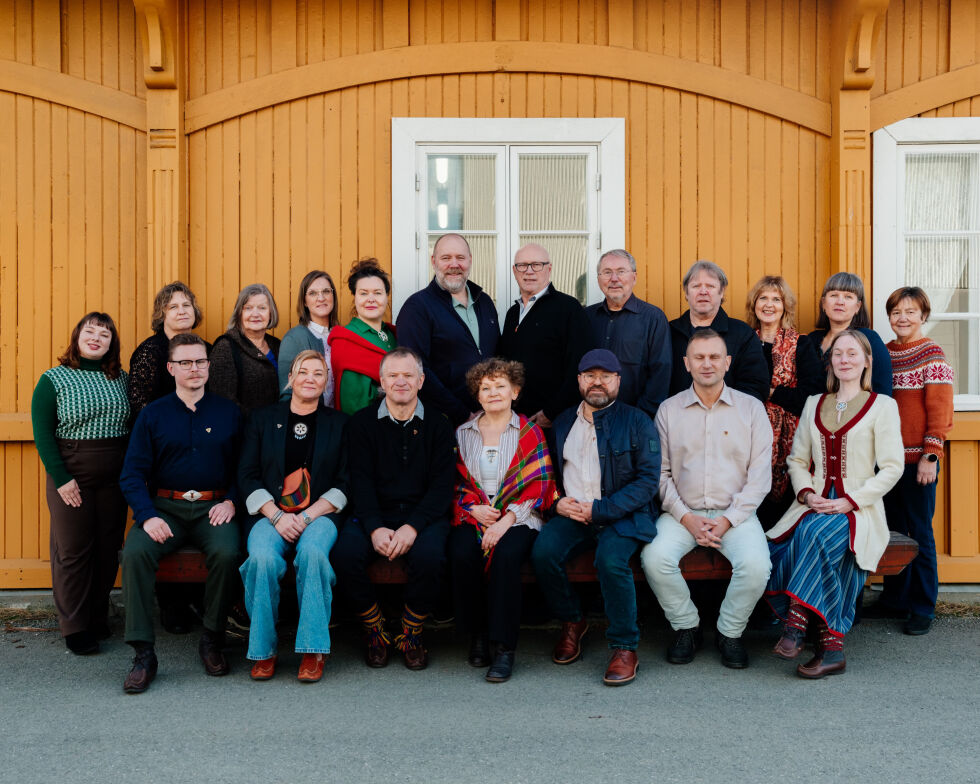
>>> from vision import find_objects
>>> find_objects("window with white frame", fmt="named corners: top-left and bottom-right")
top-left (391, 118), bottom-right (625, 323)
top-left (874, 118), bottom-right (980, 410)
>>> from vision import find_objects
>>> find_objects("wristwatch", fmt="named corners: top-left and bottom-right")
top-left (301, 511), bottom-right (312, 524)
top-left (925, 453), bottom-right (938, 463)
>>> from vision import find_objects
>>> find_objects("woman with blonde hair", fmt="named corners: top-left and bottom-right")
top-left (745, 276), bottom-right (823, 528)
top-left (766, 329), bottom-right (903, 678)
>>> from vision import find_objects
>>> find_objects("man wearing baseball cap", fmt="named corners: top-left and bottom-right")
top-left (532, 349), bottom-right (661, 686)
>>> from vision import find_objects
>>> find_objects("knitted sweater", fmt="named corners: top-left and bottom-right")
top-left (886, 337), bottom-right (954, 463)
top-left (207, 328), bottom-right (281, 413)
top-left (31, 359), bottom-right (130, 486)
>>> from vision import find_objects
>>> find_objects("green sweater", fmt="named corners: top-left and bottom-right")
top-left (31, 359), bottom-right (130, 486)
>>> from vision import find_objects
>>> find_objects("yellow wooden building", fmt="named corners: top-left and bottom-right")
top-left (2, 0), bottom-right (979, 589)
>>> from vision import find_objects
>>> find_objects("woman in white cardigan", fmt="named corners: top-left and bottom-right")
top-left (766, 329), bottom-right (903, 679)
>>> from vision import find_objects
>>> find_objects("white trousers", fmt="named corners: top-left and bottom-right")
top-left (640, 510), bottom-right (771, 638)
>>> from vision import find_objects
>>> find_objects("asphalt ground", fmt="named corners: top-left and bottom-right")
top-left (1, 600), bottom-right (978, 784)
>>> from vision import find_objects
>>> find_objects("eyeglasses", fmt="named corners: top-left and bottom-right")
top-left (598, 268), bottom-right (633, 279)
top-left (171, 359), bottom-right (210, 370)
top-left (307, 287), bottom-right (334, 299)
top-left (514, 261), bottom-right (550, 272)
top-left (580, 371), bottom-right (618, 384)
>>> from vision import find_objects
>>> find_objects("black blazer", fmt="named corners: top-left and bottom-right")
top-left (238, 401), bottom-right (350, 536)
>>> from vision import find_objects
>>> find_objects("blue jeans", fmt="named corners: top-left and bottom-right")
top-left (532, 516), bottom-right (641, 650)
top-left (882, 463), bottom-right (939, 618)
top-left (240, 517), bottom-right (338, 660)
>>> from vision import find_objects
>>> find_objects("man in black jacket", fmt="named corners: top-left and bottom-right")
top-left (397, 234), bottom-right (499, 425)
top-left (332, 347), bottom-right (456, 671)
top-left (497, 243), bottom-right (593, 428)
top-left (668, 260), bottom-right (769, 402)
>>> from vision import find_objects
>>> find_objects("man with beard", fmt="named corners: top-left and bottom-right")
top-left (531, 349), bottom-right (660, 686)
top-left (397, 233), bottom-right (499, 425)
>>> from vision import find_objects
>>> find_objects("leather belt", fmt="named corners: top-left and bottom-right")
top-left (156, 489), bottom-right (225, 502)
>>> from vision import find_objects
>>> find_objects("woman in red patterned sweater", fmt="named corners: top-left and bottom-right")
top-left (867, 287), bottom-right (953, 635)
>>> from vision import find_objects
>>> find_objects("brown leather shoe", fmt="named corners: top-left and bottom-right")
top-left (552, 620), bottom-right (588, 664)
top-left (403, 642), bottom-right (428, 671)
top-left (250, 656), bottom-right (277, 681)
top-left (123, 646), bottom-right (158, 694)
top-left (199, 631), bottom-right (229, 676)
top-left (772, 625), bottom-right (806, 660)
top-left (796, 650), bottom-right (846, 679)
top-left (365, 638), bottom-right (389, 668)
top-left (298, 653), bottom-right (326, 682)
top-left (602, 649), bottom-right (638, 686)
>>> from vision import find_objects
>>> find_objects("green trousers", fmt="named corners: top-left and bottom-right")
top-left (122, 497), bottom-right (241, 645)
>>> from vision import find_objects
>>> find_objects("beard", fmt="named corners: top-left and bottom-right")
top-left (584, 386), bottom-right (615, 408)
top-left (436, 270), bottom-right (467, 294)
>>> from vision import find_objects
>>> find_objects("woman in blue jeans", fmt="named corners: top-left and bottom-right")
top-left (238, 350), bottom-right (350, 682)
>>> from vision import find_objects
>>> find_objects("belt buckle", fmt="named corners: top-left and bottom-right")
top-left (181, 490), bottom-right (203, 502)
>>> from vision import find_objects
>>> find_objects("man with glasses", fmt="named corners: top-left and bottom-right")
top-left (118, 333), bottom-right (243, 693)
top-left (532, 349), bottom-right (660, 686)
top-left (498, 243), bottom-right (593, 428)
top-left (397, 233), bottom-right (499, 425)
top-left (587, 249), bottom-right (672, 418)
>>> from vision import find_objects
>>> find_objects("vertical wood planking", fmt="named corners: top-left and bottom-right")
top-left (15, 95), bottom-right (34, 408)
top-left (33, 0), bottom-right (61, 70)
top-left (948, 441), bottom-right (979, 557)
top-left (204, 125), bottom-right (223, 337)
top-left (223, 119), bottom-right (241, 314)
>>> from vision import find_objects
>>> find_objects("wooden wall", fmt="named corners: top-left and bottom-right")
top-left (1, 0), bottom-right (979, 588)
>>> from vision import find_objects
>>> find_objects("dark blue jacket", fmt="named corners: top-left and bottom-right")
top-left (808, 327), bottom-right (893, 396)
top-left (396, 278), bottom-right (499, 424)
top-left (550, 400), bottom-right (661, 542)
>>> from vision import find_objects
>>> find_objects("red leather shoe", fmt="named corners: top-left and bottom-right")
top-left (298, 653), bottom-right (326, 682)
top-left (603, 649), bottom-right (638, 686)
top-left (250, 656), bottom-right (277, 681)
top-left (552, 621), bottom-right (588, 664)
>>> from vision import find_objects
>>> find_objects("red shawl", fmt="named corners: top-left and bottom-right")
top-left (453, 416), bottom-right (558, 568)
top-left (760, 327), bottom-right (801, 498)
top-left (326, 323), bottom-right (395, 405)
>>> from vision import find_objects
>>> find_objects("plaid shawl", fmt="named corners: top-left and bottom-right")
top-left (453, 416), bottom-right (558, 567)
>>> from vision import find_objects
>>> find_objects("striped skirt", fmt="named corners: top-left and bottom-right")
top-left (766, 511), bottom-right (867, 636)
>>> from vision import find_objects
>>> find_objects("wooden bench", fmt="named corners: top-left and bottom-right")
top-left (153, 531), bottom-right (919, 583)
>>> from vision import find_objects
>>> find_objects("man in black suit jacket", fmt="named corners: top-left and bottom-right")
top-left (497, 243), bottom-right (593, 428)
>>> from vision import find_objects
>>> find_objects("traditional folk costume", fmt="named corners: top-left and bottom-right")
top-left (327, 318), bottom-right (396, 414)
top-left (766, 392), bottom-right (904, 655)
top-left (451, 413), bottom-right (557, 652)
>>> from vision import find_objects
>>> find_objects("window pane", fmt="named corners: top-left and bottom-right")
top-left (427, 155), bottom-right (495, 232)
top-left (923, 319), bottom-right (978, 396)
top-left (427, 233), bottom-right (498, 301)
top-left (905, 152), bottom-right (978, 231)
top-left (519, 234), bottom-right (589, 303)
top-left (519, 154), bottom-right (588, 231)
top-left (905, 237), bottom-right (979, 315)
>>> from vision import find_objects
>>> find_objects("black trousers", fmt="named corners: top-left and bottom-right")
top-left (449, 523), bottom-right (537, 650)
top-left (333, 519), bottom-right (449, 617)
top-left (45, 438), bottom-right (128, 638)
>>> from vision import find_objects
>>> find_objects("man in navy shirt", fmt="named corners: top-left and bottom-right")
top-left (396, 233), bottom-right (499, 425)
top-left (119, 334), bottom-right (242, 694)
top-left (586, 249), bottom-right (671, 418)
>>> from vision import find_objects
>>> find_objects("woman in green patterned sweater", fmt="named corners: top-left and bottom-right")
top-left (31, 312), bottom-right (130, 655)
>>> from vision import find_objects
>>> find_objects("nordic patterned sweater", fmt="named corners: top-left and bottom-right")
top-left (886, 337), bottom-right (953, 464)
top-left (31, 358), bottom-right (130, 486)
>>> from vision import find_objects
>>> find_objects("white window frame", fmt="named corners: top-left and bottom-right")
top-left (873, 118), bottom-right (980, 410)
top-left (391, 117), bottom-right (626, 318)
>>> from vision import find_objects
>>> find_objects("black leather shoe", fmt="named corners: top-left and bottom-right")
top-left (666, 626), bottom-right (702, 664)
top-left (65, 630), bottom-right (99, 655)
top-left (199, 631), bottom-right (229, 676)
top-left (468, 634), bottom-right (490, 667)
top-left (716, 632), bottom-right (749, 669)
top-left (123, 645), bottom-right (158, 694)
top-left (904, 614), bottom-right (933, 636)
top-left (485, 647), bottom-right (515, 683)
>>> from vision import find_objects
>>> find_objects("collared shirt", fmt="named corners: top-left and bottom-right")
top-left (450, 283), bottom-right (481, 346)
top-left (305, 321), bottom-right (336, 407)
top-left (456, 411), bottom-right (542, 529)
top-left (655, 384), bottom-right (772, 526)
top-left (378, 397), bottom-right (424, 424)
top-left (516, 284), bottom-right (550, 324)
top-left (561, 402), bottom-right (603, 505)
top-left (120, 391), bottom-right (242, 524)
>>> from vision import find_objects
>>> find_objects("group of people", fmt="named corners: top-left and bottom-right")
top-left (32, 233), bottom-right (954, 693)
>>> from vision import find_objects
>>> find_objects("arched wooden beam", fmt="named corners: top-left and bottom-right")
top-left (183, 41), bottom-right (831, 136)
top-left (871, 64), bottom-right (980, 131)
top-left (0, 60), bottom-right (147, 131)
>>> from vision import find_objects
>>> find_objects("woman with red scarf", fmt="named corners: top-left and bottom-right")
top-left (451, 358), bottom-right (557, 683)
top-left (746, 276), bottom-right (824, 529)
top-left (328, 259), bottom-right (396, 414)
